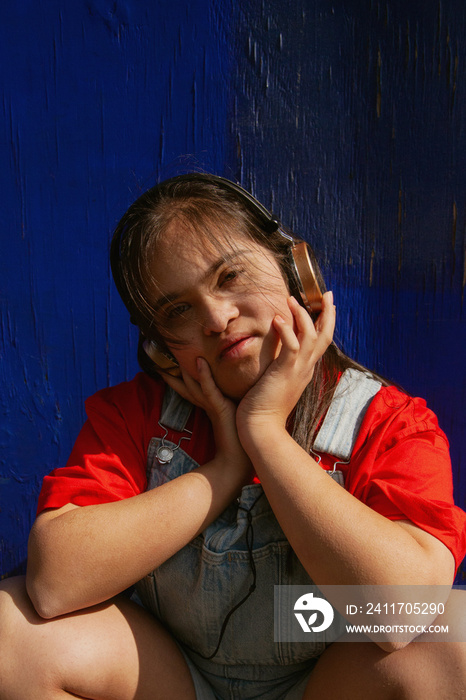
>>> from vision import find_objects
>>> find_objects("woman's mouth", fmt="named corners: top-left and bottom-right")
top-left (218, 335), bottom-right (256, 360)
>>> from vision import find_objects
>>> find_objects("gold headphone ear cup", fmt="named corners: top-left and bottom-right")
top-left (290, 241), bottom-right (323, 313)
top-left (142, 339), bottom-right (181, 377)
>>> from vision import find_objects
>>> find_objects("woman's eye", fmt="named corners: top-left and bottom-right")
top-left (220, 268), bottom-right (242, 286)
top-left (166, 303), bottom-right (189, 320)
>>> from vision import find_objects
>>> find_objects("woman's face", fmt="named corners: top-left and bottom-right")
top-left (150, 219), bottom-right (294, 400)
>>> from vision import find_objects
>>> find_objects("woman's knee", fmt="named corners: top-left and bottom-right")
top-left (0, 576), bottom-right (123, 697)
top-left (0, 576), bottom-right (32, 648)
top-left (304, 637), bottom-right (466, 700)
top-left (0, 578), bottom-right (197, 700)
top-left (0, 576), bottom-right (43, 695)
top-left (376, 639), bottom-right (466, 699)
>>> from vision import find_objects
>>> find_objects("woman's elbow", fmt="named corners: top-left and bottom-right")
top-left (26, 523), bottom-right (67, 619)
top-left (25, 568), bottom-right (61, 619)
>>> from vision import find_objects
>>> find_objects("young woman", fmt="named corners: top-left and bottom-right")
top-left (1, 173), bottom-right (465, 699)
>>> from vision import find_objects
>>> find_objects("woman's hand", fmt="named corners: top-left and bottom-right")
top-left (163, 357), bottom-right (235, 425)
top-left (236, 291), bottom-right (335, 434)
top-left (162, 359), bottom-right (253, 479)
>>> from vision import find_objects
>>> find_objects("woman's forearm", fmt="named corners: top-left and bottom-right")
top-left (238, 423), bottom-right (455, 588)
top-left (26, 457), bottom-right (249, 619)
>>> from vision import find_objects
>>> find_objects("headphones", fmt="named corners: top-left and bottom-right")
top-left (111, 173), bottom-right (323, 377)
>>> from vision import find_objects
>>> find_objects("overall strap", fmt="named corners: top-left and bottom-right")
top-left (159, 369), bottom-right (381, 459)
top-left (312, 368), bottom-right (382, 461)
top-left (160, 385), bottom-right (193, 431)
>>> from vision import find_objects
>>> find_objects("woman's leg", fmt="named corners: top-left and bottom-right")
top-left (302, 590), bottom-right (466, 700)
top-left (302, 638), bottom-right (466, 699)
top-left (0, 576), bottom-right (197, 700)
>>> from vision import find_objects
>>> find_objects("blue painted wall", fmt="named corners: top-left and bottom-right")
top-left (1, 1), bottom-right (465, 581)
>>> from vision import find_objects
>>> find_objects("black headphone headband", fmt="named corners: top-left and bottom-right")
top-left (153, 173), bottom-right (282, 234)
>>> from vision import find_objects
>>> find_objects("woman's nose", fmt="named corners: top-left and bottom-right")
top-left (201, 295), bottom-right (239, 334)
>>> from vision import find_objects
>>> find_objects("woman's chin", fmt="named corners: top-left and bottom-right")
top-left (214, 362), bottom-right (267, 402)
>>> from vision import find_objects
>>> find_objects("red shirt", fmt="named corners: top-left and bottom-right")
top-left (37, 372), bottom-right (466, 571)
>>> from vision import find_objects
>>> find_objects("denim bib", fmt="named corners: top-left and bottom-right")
top-left (135, 369), bottom-right (381, 676)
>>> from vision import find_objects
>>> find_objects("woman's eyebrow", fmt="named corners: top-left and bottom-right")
top-left (152, 249), bottom-right (251, 311)
top-left (208, 249), bottom-right (250, 275)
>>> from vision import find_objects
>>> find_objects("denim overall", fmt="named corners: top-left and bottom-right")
top-left (135, 369), bottom-right (381, 697)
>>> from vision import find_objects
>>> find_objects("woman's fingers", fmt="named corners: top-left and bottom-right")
top-left (289, 291), bottom-right (335, 339)
top-left (312, 291), bottom-right (336, 351)
top-left (194, 358), bottom-right (225, 407)
top-left (273, 292), bottom-right (335, 367)
top-left (160, 361), bottom-right (211, 407)
top-left (272, 314), bottom-right (300, 356)
top-left (161, 371), bottom-right (199, 405)
top-left (163, 358), bottom-right (235, 424)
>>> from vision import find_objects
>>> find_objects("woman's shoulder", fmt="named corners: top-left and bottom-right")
top-left (85, 372), bottom-right (166, 417)
top-left (360, 380), bottom-right (449, 451)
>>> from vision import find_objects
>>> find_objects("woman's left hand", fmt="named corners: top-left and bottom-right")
top-left (236, 290), bottom-right (335, 433)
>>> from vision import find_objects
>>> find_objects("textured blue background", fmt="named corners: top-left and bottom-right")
top-left (1, 1), bottom-right (465, 581)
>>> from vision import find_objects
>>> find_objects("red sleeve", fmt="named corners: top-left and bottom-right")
top-left (343, 385), bottom-right (466, 571)
top-left (36, 373), bottom-right (165, 513)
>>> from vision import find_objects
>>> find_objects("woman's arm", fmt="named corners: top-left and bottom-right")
top-left (27, 364), bottom-right (252, 619)
top-left (235, 293), bottom-right (455, 589)
top-left (237, 425), bottom-right (455, 586)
